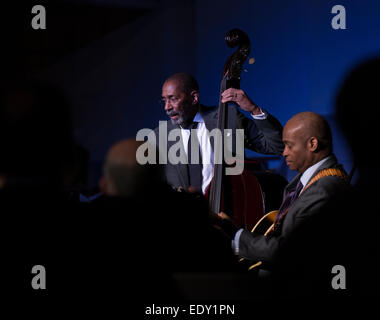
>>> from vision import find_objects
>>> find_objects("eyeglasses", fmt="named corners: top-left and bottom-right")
top-left (159, 96), bottom-right (180, 107)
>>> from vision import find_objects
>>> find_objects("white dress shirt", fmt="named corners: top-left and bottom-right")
top-left (180, 113), bottom-right (213, 194)
top-left (180, 110), bottom-right (267, 194)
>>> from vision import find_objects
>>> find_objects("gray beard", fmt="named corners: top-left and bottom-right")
top-left (170, 116), bottom-right (182, 126)
top-left (170, 114), bottom-right (192, 128)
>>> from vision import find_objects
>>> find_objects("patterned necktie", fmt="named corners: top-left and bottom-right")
top-left (187, 122), bottom-right (203, 192)
top-left (274, 179), bottom-right (303, 226)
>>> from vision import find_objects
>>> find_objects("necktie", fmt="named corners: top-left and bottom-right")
top-left (274, 179), bottom-right (303, 226)
top-left (187, 122), bottom-right (203, 192)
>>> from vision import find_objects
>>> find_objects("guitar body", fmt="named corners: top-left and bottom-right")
top-left (251, 210), bottom-right (277, 235)
top-left (239, 210), bottom-right (278, 270)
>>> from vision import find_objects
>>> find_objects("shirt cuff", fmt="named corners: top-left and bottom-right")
top-left (250, 108), bottom-right (267, 120)
top-left (231, 228), bottom-right (244, 255)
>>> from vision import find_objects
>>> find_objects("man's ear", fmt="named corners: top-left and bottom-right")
top-left (309, 137), bottom-right (319, 152)
top-left (191, 90), bottom-right (199, 105)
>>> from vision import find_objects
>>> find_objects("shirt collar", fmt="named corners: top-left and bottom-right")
top-left (193, 112), bottom-right (205, 123)
top-left (300, 155), bottom-right (332, 189)
top-left (180, 112), bottom-right (205, 130)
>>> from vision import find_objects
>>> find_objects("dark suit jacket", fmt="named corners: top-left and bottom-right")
top-left (153, 104), bottom-right (283, 191)
top-left (239, 154), bottom-right (352, 295)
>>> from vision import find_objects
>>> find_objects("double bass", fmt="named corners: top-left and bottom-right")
top-left (207, 29), bottom-right (265, 230)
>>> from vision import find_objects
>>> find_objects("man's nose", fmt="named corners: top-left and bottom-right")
top-left (164, 100), bottom-right (171, 111)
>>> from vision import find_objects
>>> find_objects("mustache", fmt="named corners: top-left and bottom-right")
top-left (167, 111), bottom-right (179, 117)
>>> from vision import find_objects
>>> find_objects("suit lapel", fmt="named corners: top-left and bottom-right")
top-left (200, 105), bottom-right (218, 151)
top-left (283, 173), bottom-right (302, 197)
top-left (166, 121), bottom-right (189, 189)
top-left (202, 109), bottom-right (218, 132)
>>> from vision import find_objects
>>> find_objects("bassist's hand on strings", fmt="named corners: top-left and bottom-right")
top-left (221, 88), bottom-right (262, 116)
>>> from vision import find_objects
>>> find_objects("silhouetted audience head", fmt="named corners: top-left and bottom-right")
top-left (100, 138), bottom-right (164, 197)
top-left (335, 57), bottom-right (380, 296)
top-left (0, 80), bottom-right (75, 190)
top-left (336, 57), bottom-right (380, 169)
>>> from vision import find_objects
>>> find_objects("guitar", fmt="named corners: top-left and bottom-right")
top-left (238, 210), bottom-right (278, 270)
top-left (239, 167), bottom-right (348, 271)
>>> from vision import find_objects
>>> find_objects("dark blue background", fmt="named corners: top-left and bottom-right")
top-left (13, 0), bottom-right (380, 186)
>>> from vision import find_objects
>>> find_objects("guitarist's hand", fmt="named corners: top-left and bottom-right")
top-left (217, 212), bottom-right (232, 221)
top-left (211, 211), bottom-right (239, 240)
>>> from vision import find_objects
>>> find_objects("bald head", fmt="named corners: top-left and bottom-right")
top-left (283, 112), bottom-right (333, 173)
top-left (106, 139), bottom-right (142, 168)
top-left (100, 139), bottom-right (163, 197)
top-left (286, 112), bottom-right (332, 151)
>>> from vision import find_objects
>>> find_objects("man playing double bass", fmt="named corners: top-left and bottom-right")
top-left (154, 72), bottom-right (284, 194)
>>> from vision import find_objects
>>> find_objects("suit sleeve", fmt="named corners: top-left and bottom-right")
top-left (237, 108), bottom-right (284, 155)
